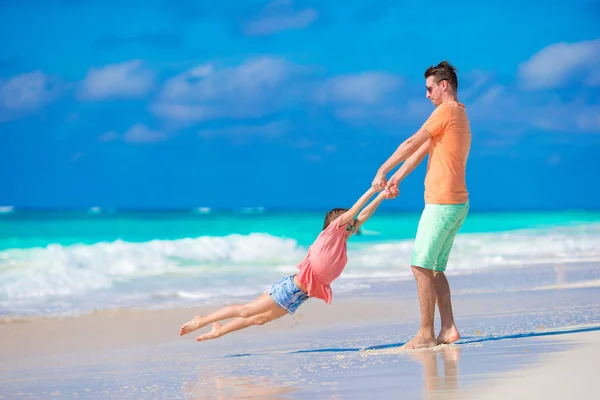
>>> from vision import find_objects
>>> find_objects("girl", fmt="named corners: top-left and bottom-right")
top-left (179, 187), bottom-right (387, 341)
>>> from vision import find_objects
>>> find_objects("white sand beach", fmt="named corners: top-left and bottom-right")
top-left (460, 330), bottom-right (600, 400)
top-left (1, 261), bottom-right (599, 399)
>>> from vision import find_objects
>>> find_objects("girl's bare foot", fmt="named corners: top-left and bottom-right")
top-left (196, 322), bottom-right (222, 342)
top-left (179, 316), bottom-right (206, 336)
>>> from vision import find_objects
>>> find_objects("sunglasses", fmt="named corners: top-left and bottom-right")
top-left (426, 79), bottom-right (447, 93)
top-left (346, 223), bottom-right (356, 233)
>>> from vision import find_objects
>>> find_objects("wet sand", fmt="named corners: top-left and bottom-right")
top-left (1, 262), bottom-right (600, 399)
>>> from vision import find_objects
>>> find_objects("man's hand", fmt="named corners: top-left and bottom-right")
top-left (372, 172), bottom-right (387, 191)
top-left (385, 176), bottom-right (400, 199)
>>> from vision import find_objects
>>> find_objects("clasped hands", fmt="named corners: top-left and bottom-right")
top-left (371, 172), bottom-right (400, 199)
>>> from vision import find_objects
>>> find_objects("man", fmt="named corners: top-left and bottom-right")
top-left (372, 61), bottom-right (471, 349)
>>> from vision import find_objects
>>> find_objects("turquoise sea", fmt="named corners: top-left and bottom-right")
top-left (1, 207), bottom-right (600, 318)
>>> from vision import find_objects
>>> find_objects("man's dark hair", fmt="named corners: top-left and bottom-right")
top-left (424, 61), bottom-right (458, 91)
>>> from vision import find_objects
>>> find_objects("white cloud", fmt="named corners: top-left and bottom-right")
top-left (79, 60), bottom-right (154, 100)
top-left (98, 124), bottom-right (167, 144)
top-left (151, 103), bottom-right (217, 123)
top-left (98, 131), bottom-right (118, 142)
top-left (153, 56), bottom-right (407, 130)
top-left (334, 107), bottom-right (368, 122)
top-left (519, 39), bottom-right (600, 90)
top-left (242, 1), bottom-right (319, 36)
top-left (467, 88), bottom-right (600, 134)
top-left (199, 120), bottom-right (290, 137)
top-left (124, 123), bottom-right (167, 143)
top-left (460, 70), bottom-right (496, 101)
top-left (314, 71), bottom-right (406, 129)
top-left (152, 56), bottom-right (304, 124)
top-left (476, 85), bottom-right (506, 105)
top-left (406, 99), bottom-right (432, 119)
top-left (317, 72), bottom-right (402, 105)
top-left (333, 103), bottom-right (421, 129)
top-left (575, 106), bottom-right (600, 132)
top-left (161, 57), bottom-right (292, 101)
top-left (0, 71), bottom-right (61, 120)
top-left (326, 68), bottom-right (600, 135)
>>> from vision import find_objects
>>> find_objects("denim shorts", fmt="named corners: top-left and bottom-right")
top-left (268, 275), bottom-right (309, 315)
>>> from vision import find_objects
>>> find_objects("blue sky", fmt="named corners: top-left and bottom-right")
top-left (1, 0), bottom-right (599, 210)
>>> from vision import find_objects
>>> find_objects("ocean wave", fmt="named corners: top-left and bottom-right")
top-left (1, 224), bottom-right (600, 316)
top-left (0, 206), bottom-right (14, 214)
top-left (346, 223), bottom-right (600, 279)
top-left (357, 228), bottom-right (380, 236)
top-left (0, 234), bottom-right (303, 301)
top-left (241, 207), bottom-right (266, 214)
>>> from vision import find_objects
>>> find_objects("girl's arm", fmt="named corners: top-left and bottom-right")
top-left (338, 188), bottom-right (378, 226)
top-left (354, 191), bottom-right (387, 230)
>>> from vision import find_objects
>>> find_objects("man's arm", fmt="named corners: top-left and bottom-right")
top-left (385, 139), bottom-right (429, 198)
top-left (339, 188), bottom-right (377, 226)
top-left (377, 128), bottom-right (432, 176)
top-left (391, 139), bottom-right (430, 183)
top-left (354, 191), bottom-right (387, 230)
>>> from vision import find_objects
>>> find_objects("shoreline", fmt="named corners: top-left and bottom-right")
top-left (1, 285), bottom-right (599, 398)
top-left (3, 258), bottom-right (600, 326)
top-left (2, 259), bottom-right (599, 399)
top-left (0, 296), bottom-right (419, 369)
top-left (3, 259), bottom-right (600, 364)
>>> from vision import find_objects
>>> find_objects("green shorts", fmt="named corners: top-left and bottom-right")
top-left (411, 202), bottom-right (469, 273)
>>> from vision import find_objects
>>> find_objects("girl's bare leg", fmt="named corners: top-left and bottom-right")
top-left (197, 306), bottom-right (289, 341)
top-left (180, 293), bottom-right (279, 336)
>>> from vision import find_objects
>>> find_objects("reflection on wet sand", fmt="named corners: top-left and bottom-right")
top-left (409, 345), bottom-right (461, 399)
top-left (554, 263), bottom-right (567, 286)
top-left (183, 374), bottom-right (297, 400)
top-left (182, 345), bottom-right (461, 399)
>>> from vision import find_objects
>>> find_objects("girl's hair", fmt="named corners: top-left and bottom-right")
top-left (323, 208), bottom-right (348, 230)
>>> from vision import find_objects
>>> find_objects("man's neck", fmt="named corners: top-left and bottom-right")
top-left (441, 93), bottom-right (459, 103)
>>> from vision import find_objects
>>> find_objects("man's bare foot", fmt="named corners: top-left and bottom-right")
top-left (196, 322), bottom-right (221, 342)
top-left (436, 326), bottom-right (460, 345)
top-left (179, 316), bottom-right (206, 336)
top-left (401, 333), bottom-right (437, 350)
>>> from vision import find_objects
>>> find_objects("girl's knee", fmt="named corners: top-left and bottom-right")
top-left (254, 316), bottom-right (268, 326)
top-left (253, 313), bottom-right (274, 325)
top-left (238, 305), bottom-right (253, 318)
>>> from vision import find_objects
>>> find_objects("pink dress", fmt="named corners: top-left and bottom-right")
top-left (295, 215), bottom-right (348, 304)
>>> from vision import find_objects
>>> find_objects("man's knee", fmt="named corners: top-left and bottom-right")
top-left (411, 265), bottom-right (435, 279)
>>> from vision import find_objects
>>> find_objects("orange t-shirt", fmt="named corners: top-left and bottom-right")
top-left (421, 101), bottom-right (471, 204)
